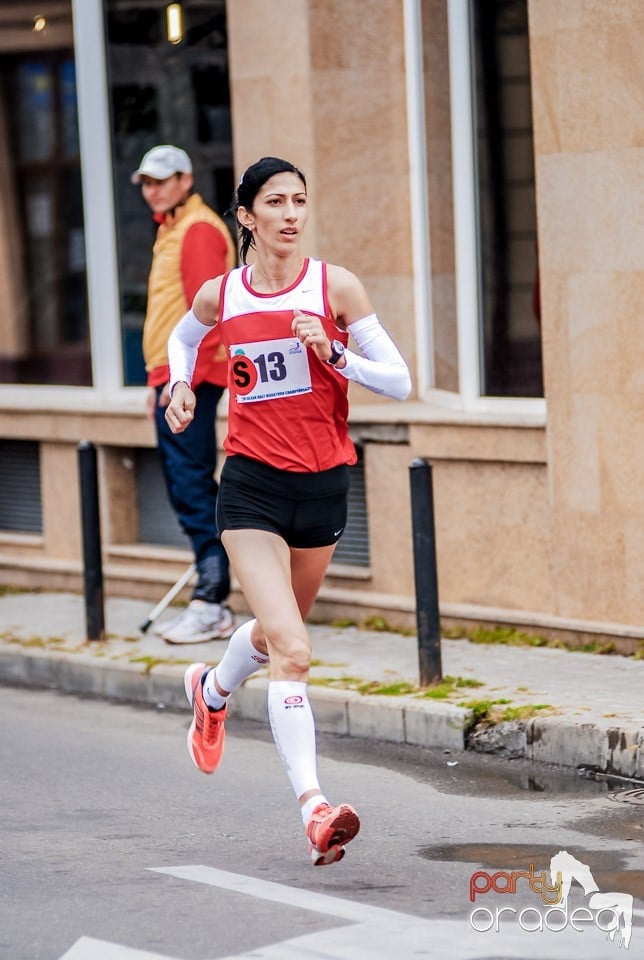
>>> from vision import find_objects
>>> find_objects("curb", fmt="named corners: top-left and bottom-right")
top-left (0, 648), bottom-right (471, 752)
top-left (467, 716), bottom-right (644, 778)
top-left (1, 647), bottom-right (642, 776)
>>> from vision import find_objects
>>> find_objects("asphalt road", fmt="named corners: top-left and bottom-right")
top-left (1, 686), bottom-right (643, 960)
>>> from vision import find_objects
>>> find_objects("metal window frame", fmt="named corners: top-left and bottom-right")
top-left (403, 0), bottom-right (434, 398)
top-left (0, 0), bottom-right (142, 411)
top-left (446, 0), bottom-right (545, 416)
top-left (401, 0), bottom-right (546, 418)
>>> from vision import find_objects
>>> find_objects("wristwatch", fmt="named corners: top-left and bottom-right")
top-left (327, 339), bottom-right (345, 367)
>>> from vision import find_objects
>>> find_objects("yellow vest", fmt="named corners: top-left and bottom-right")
top-left (142, 193), bottom-right (236, 373)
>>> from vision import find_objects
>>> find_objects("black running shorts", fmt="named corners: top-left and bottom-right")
top-left (217, 454), bottom-right (350, 549)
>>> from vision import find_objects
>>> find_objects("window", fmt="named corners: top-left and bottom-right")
top-left (0, 441), bottom-right (42, 533)
top-left (333, 451), bottom-right (370, 568)
top-left (471, 0), bottom-right (542, 397)
top-left (418, 0), bottom-right (544, 407)
top-left (0, 2), bottom-right (90, 386)
top-left (104, 0), bottom-right (235, 386)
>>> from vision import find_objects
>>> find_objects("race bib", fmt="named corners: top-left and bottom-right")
top-left (230, 337), bottom-right (312, 403)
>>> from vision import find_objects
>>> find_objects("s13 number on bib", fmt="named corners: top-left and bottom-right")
top-left (230, 338), bottom-right (312, 403)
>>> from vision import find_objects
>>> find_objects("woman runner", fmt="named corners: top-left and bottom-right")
top-left (165, 156), bottom-right (411, 866)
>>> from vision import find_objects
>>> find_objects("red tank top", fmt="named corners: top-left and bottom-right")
top-left (218, 258), bottom-right (356, 472)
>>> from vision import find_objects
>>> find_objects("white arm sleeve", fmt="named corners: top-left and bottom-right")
top-left (336, 314), bottom-right (411, 401)
top-left (168, 309), bottom-right (213, 395)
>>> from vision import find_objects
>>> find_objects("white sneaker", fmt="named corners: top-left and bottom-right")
top-left (162, 600), bottom-right (235, 644)
top-left (153, 611), bottom-right (182, 637)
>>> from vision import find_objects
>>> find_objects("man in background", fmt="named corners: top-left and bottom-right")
top-left (132, 144), bottom-right (236, 643)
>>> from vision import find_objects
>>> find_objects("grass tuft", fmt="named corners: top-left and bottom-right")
top-left (420, 675), bottom-right (484, 699)
top-left (129, 654), bottom-right (172, 672)
top-left (357, 680), bottom-right (418, 696)
top-left (362, 615), bottom-right (389, 632)
top-left (498, 703), bottom-right (552, 722)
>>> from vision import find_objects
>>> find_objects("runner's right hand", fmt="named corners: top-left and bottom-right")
top-left (165, 382), bottom-right (195, 434)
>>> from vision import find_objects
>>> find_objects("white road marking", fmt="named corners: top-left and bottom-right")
top-left (149, 864), bottom-right (407, 925)
top-left (59, 937), bottom-right (184, 959)
top-left (150, 864), bottom-right (638, 960)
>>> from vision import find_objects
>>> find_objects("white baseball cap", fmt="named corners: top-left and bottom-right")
top-left (131, 145), bottom-right (192, 184)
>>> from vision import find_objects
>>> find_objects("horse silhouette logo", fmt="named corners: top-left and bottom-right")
top-left (550, 850), bottom-right (633, 949)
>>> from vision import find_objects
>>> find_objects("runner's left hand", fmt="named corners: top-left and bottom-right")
top-left (292, 309), bottom-right (332, 362)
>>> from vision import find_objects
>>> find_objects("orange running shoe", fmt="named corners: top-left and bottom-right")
top-left (306, 802), bottom-right (360, 866)
top-left (184, 662), bottom-right (227, 774)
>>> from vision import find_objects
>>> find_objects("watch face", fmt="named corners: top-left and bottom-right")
top-left (328, 340), bottom-right (344, 365)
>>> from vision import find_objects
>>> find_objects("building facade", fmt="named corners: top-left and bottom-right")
top-left (0, 0), bottom-right (642, 647)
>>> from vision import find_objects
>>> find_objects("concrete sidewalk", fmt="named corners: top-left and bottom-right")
top-left (0, 591), bottom-right (643, 778)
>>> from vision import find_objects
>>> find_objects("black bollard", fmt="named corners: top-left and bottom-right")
top-left (77, 441), bottom-right (105, 642)
top-left (409, 458), bottom-right (442, 685)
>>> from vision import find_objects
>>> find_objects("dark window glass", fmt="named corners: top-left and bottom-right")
top-left (333, 450), bottom-right (370, 568)
top-left (105, 0), bottom-right (235, 386)
top-left (471, 0), bottom-right (543, 397)
top-left (0, 3), bottom-right (91, 386)
top-left (0, 441), bottom-right (42, 533)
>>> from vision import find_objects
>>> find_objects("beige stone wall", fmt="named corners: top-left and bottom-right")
top-left (363, 441), bottom-right (415, 597)
top-left (226, 0), bottom-right (319, 253)
top-left (227, 0), bottom-right (417, 400)
top-left (40, 443), bottom-right (82, 561)
top-left (529, 0), bottom-right (644, 624)
top-left (407, 421), bottom-right (551, 611)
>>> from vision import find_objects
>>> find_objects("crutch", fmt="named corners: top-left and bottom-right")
top-left (138, 564), bottom-right (196, 633)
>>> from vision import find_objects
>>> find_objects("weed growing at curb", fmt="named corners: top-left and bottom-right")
top-left (442, 623), bottom-right (638, 657)
top-left (459, 698), bottom-right (553, 724)
top-left (308, 676), bottom-right (420, 696)
top-left (458, 698), bottom-right (512, 723)
top-left (498, 703), bottom-right (552, 722)
top-left (361, 614), bottom-right (416, 636)
top-left (320, 615), bottom-right (639, 657)
top-left (307, 673), bottom-right (489, 701)
top-left (445, 625), bottom-right (550, 647)
top-left (357, 680), bottom-right (418, 696)
top-left (420, 675), bottom-right (484, 699)
top-left (134, 656), bottom-right (164, 672)
top-left (128, 654), bottom-right (192, 672)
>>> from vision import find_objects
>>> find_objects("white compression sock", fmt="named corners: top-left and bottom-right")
top-left (300, 794), bottom-right (328, 828)
top-left (203, 619), bottom-right (269, 710)
top-left (268, 681), bottom-right (322, 803)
